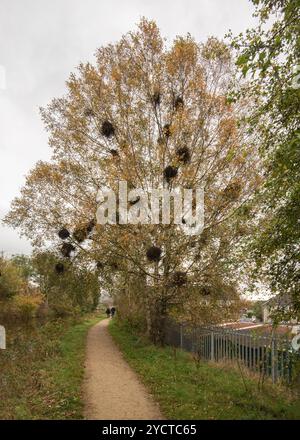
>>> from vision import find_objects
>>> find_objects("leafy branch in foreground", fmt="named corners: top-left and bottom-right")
top-left (230, 0), bottom-right (300, 321)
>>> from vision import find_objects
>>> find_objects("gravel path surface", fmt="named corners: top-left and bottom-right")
top-left (83, 319), bottom-right (162, 420)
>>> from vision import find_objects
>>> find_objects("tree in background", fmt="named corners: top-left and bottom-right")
top-left (231, 0), bottom-right (300, 322)
top-left (0, 255), bottom-right (43, 322)
top-left (31, 251), bottom-right (100, 316)
top-left (11, 254), bottom-right (35, 282)
top-left (5, 19), bottom-right (262, 343)
top-left (0, 252), bottom-right (99, 320)
top-left (252, 301), bottom-right (264, 322)
top-left (0, 256), bottom-right (24, 300)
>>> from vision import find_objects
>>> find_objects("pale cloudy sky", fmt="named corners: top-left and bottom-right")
top-left (0, 0), bottom-right (256, 256)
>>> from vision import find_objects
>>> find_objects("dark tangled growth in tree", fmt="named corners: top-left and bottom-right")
top-left (164, 165), bottom-right (178, 182)
top-left (174, 96), bottom-right (184, 110)
top-left (101, 120), bottom-right (115, 138)
top-left (73, 228), bottom-right (88, 243)
top-left (172, 271), bottom-right (187, 287)
top-left (86, 219), bottom-right (96, 234)
top-left (61, 242), bottom-right (75, 258)
top-left (163, 123), bottom-right (171, 138)
top-left (55, 262), bottom-right (65, 274)
top-left (58, 228), bottom-right (70, 240)
top-left (96, 261), bottom-right (104, 270)
top-left (109, 149), bottom-right (119, 157)
top-left (176, 147), bottom-right (191, 164)
top-left (223, 181), bottom-right (242, 201)
top-left (152, 90), bottom-right (161, 106)
top-left (146, 246), bottom-right (162, 262)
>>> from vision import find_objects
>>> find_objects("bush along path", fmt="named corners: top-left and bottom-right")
top-left (0, 314), bottom-right (102, 419)
top-left (83, 319), bottom-right (162, 420)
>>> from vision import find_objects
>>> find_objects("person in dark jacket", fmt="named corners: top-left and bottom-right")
top-left (110, 306), bottom-right (116, 318)
top-left (105, 307), bottom-right (111, 318)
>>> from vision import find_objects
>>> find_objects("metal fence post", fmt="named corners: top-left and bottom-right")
top-left (180, 324), bottom-right (183, 349)
top-left (271, 337), bottom-right (277, 383)
top-left (211, 331), bottom-right (214, 361)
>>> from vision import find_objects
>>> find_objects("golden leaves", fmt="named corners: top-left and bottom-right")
top-left (111, 67), bottom-right (121, 83)
top-left (201, 37), bottom-right (231, 62)
top-left (136, 17), bottom-right (163, 53)
top-left (166, 36), bottom-right (198, 77)
top-left (218, 117), bottom-right (237, 145)
top-left (27, 162), bottom-right (63, 185)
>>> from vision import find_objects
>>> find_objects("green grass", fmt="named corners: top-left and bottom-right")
top-left (109, 319), bottom-right (300, 420)
top-left (0, 313), bottom-right (104, 419)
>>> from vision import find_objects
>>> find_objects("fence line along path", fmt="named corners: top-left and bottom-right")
top-left (165, 320), bottom-right (298, 384)
top-left (83, 319), bottom-right (162, 420)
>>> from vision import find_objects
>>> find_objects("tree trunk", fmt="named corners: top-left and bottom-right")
top-left (145, 296), bottom-right (152, 339)
top-left (149, 297), bottom-right (167, 346)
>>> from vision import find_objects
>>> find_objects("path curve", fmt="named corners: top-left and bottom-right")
top-left (83, 319), bottom-right (162, 420)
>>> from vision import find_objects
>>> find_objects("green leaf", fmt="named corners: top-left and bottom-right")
top-left (236, 54), bottom-right (249, 66)
top-left (242, 65), bottom-right (249, 77)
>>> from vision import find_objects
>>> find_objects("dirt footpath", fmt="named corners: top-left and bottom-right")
top-left (83, 319), bottom-right (162, 420)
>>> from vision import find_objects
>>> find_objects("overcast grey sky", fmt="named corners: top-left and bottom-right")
top-left (0, 0), bottom-right (256, 256)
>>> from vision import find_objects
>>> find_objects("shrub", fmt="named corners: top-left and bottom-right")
top-left (12, 293), bottom-right (44, 322)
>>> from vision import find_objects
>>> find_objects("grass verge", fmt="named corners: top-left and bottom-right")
top-left (109, 319), bottom-right (300, 420)
top-left (0, 313), bottom-right (103, 419)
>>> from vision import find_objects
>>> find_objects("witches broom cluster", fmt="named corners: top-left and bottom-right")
top-left (54, 89), bottom-right (192, 288)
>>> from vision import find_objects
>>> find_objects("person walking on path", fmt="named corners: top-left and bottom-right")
top-left (110, 306), bottom-right (116, 318)
top-left (105, 307), bottom-right (111, 318)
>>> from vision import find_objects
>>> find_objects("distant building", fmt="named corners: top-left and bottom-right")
top-left (219, 321), bottom-right (293, 338)
top-left (261, 295), bottom-right (300, 335)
